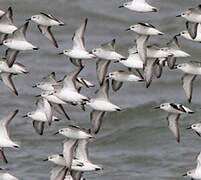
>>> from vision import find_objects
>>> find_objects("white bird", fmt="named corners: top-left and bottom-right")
top-left (107, 69), bottom-right (144, 91)
top-left (165, 36), bottom-right (190, 69)
top-left (147, 44), bottom-right (173, 58)
top-left (154, 103), bottom-right (194, 142)
top-left (87, 79), bottom-right (121, 133)
top-left (118, 0), bottom-right (158, 13)
top-left (187, 123), bottom-right (201, 137)
top-left (59, 18), bottom-right (95, 59)
top-left (0, 168), bottom-right (19, 180)
top-left (92, 39), bottom-right (125, 61)
top-left (176, 5), bottom-right (201, 23)
top-left (23, 98), bottom-right (58, 135)
top-left (176, 61), bottom-right (201, 103)
top-left (0, 7), bottom-right (17, 38)
top-left (3, 22), bottom-right (38, 51)
top-left (55, 125), bottom-right (93, 139)
top-left (53, 67), bottom-right (89, 103)
top-left (0, 109), bottom-right (20, 163)
top-left (28, 12), bottom-right (65, 48)
top-left (118, 44), bottom-right (143, 69)
top-left (125, 23), bottom-right (164, 35)
top-left (87, 79), bottom-right (121, 112)
top-left (183, 152), bottom-right (201, 180)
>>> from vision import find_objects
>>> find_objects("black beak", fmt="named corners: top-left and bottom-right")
top-left (53, 132), bottom-right (59, 135)
top-left (118, 5), bottom-right (124, 8)
top-left (114, 60), bottom-right (119, 63)
top-left (106, 75), bottom-right (109, 78)
top-left (43, 159), bottom-right (48, 161)
top-left (125, 28), bottom-right (130, 31)
top-left (176, 15), bottom-right (181, 17)
top-left (35, 94), bottom-right (41, 97)
top-left (32, 85), bottom-right (37, 88)
top-left (58, 52), bottom-right (63, 55)
top-left (152, 8), bottom-right (158, 12)
top-left (182, 173), bottom-right (187, 176)
top-left (186, 126), bottom-right (192, 130)
top-left (26, 18), bottom-right (31, 21)
top-left (172, 65), bottom-right (177, 69)
top-left (89, 51), bottom-right (93, 54)
top-left (22, 115), bottom-right (27, 118)
top-left (153, 106), bottom-right (160, 109)
top-left (175, 34), bottom-right (181, 37)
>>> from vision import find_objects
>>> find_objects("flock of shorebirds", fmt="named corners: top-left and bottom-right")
top-left (1, 0), bottom-right (201, 179)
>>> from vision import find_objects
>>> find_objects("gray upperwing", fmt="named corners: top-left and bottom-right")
top-left (0, 149), bottom-right (8, 163)
top-left (186, 21), bottom-right (198, 39)
top-left (96, 59), bottom-right (111, 86)
top-left (50, 166), bottom-right (68, 180)
top-left (136, 35), bottom-right (149, 68)
top-left (1, 73), bottom-right (18, 96)
top-left (38, 25), bottom-right (58, 48)
top-left (32, 121), bottom-right (45, 135)
top-left (90, 110), bottom-right (105, 134)
top-left (145, 59), bottom-right (157, 88)
top-left (182, 74), bottom-right (197, 103)
top-left (111, 79), bottom-right (123, 92)
top-left (12, 21), bottom-right (28, 41)
top-left (101, 39), bottom-right (115, 51)
top-left (167, 114), bottom-right (180, 143)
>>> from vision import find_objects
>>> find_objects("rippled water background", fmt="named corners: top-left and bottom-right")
top-left (1, 0), bottom-right (201, 179)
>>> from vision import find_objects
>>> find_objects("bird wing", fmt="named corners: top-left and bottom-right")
top-left (182, 74), bottom-right (196, 103)
top-left (12, 22), bottom-right (28, 41)
top-left (167, 114), bottom-right (180, 143)
top-left (96, 59), bottom-right (111, 86)
top-left (100, 39), bottom-right (115, 51)
top-left (38, 25), bottom-right (58, 48)
top-left (90, 110), bottom-right (105, 134)
top-left (95, 79), bottom-right (109, 101)
top-left (72, 18), bottom-right (87, 50)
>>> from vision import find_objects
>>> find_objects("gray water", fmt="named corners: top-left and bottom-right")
top-left (1, 0), bottom-right (201, 179)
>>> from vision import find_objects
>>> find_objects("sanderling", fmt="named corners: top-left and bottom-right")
top-left (54, 125), bottom-right (94, 139)
top-left (27, 12), bottom-right (65, 48)
top-left (53, 67), bottom-right (89, 103)
top-left (107, 70), bottom-right (144, 91)
top-left (154, 103), bottom-right (194, 142)
top-left (183, 152), bottom-right (201, 179)
top-left (24, 98), bottom-right (53, 125)
top-left (0, 168), bottom-right (19, 180)
top-left (176, 61), bottom-right (201, 102)
top-left (187, 123), bottom-right (201, 137)
top-left (177, 23), bottom-right (201, 42)
top-left (118, 0), bottom-right (158, 13)
top-left (3, 22), bottom-right (38, 51)
top-left (87, 79), bottom-right (121, 112)
top-left (147, 44), bottom-right (173, 58)
top-left (118, 44), bottom-right (143, 69)
top-left (92, 39), bottom-right (125, 61)
top-left (125, 23), bottom-right (164, 35)
top-left (176, 4), bottom-right (201, 23)
top-left (0, 7), bottom-right (17, 35)
top-left (165, 36), bottom-right (190, 69)
top-left (0, 109), bottom-right (20, 163)
top-left (59, 18), bottom-right (95, 59)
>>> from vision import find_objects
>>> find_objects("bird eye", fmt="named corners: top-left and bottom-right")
top-left (193, 125), bottom-right (196, 128)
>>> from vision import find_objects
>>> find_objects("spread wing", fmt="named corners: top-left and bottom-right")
top-left (90, 110), bottom-right (105, 134)
top-left (182, 74), bottom-right (197, 103)
top-left (96, 59), bottom-right (111, 86)
top-left (167, 114), bottom-right (180, 143)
